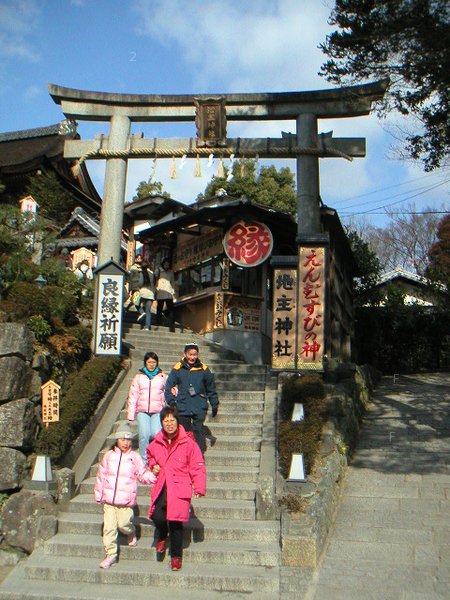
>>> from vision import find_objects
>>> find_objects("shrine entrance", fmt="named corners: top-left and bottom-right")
top-left (49, 80), bottom-right (387, 368)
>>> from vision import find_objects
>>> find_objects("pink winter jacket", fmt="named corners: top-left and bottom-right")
top-left (94, 447), bottom-right (156, 507)
top-left (146, 425), bottom-right (206, 522)
top-left (127, 370), bottom-right (167, 421)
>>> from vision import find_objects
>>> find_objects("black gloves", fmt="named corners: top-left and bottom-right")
top-left (211, 405), bottom-right (218, 418)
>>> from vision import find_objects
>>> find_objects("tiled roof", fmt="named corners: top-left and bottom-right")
top-left (58, 207), bottom-right (127, 252)
top-left (0, 120), bottom-right (77, 143)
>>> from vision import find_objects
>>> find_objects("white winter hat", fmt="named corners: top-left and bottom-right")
top-left (115, 423), bottom-right (134, 440)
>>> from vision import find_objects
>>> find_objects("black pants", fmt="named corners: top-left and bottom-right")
top-left (152, 486), bottom-right (183, 557)
top-left (156, 298), bottom-right (174, 331)
top-left (178, 414), bottom-right (206, 454)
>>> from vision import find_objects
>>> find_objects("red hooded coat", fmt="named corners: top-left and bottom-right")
top-left (146, 425), bottom-right (206, 522)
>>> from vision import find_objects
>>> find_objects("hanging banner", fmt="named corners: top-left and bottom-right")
top-left (214, 292), bottom-right (224, 329)
top-left (223, 221), bottom-right (273, 267)
top-left (272, 268), bottom-right (297, 369)
top-left (297, 247), bottom-right (325, 371)
top-left (94, 272), bottom-right (124, 355)
top-left (173, 229), bottom-right (223, 271)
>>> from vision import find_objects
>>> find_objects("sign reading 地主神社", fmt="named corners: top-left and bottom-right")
top-left (272, 268), bottom-right (297, 370)
top-left (223, 221), bottom-right (273, 267)
top-left (94, 260), bottom-right (126, 356)
top-left (271, 247), bottom-right (326, 372)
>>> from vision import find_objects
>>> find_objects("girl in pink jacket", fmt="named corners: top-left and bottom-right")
top-left (146, 405), bottom-right (206, 571)
top-left (94, 423), bottom-right (157, 569)
top-left (127, 351), bottom-right (167, 463)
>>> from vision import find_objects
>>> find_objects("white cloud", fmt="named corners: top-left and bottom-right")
top-left (133, 0), bottom-right (334, 92)
top-left (0, 0), bottom-right (41, 63)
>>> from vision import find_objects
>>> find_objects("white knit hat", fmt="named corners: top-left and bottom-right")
top-left (115, 423), bottom-right (134, 440)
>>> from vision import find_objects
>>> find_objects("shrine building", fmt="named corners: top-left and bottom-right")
top-left (125, 191), bottom-right (357, 366)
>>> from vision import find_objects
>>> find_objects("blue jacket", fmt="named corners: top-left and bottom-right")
top-left (164, 358), bottom-right (218, 418)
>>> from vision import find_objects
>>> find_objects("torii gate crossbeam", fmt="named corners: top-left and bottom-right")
top-left (49, 80), bottom-right (388, 265)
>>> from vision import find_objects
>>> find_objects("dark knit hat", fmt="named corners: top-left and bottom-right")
top-left (184, 342), bottom-right (199, 353)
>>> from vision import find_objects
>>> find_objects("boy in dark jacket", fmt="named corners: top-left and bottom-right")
top-left (164, 343), bottom-right (218, 453)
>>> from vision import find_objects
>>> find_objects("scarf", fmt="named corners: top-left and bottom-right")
top-left (143, 366), bottom-right (160, 379)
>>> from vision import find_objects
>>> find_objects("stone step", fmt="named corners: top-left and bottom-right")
top-left (21, 554), bottom-right (279, 594)
top-left (201, 449), bottom-right (261, 467)
top-left (81, 478), bottom-right (257, 501)
top-left (57, 512), bottom-right (280, 543)
top-left (0, 566), bottom-right (277, 600)
top-left (67, 495), bottom-right (256, 520)
top-left (102, 433), bottom-right (261, 453)
top-left (42, 533), bottom-right (279, 567)
top-left (88, 464), bottom-right (259, 483)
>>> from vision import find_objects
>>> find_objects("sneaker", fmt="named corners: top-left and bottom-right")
top-left (136, 313), bottom-right (145, 323)
top-left (171, 556), bottom-right (182, 571)
top-left (128, 534), bottom-right (137, 547)
top-left (99, 555), bottom-right (117, 569)
top-left (155, 538), bottom-right (167, 553)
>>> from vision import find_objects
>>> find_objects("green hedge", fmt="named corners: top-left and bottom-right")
top-left (36, 355), bottom-right (122, 463)
top-left (354, 305), bottom-right (450, 374)
top-left (278, 374), bottom-right (326, 478)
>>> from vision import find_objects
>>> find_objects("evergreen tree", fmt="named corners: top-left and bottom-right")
top-left (346, 228), bottom-right (383, 307)
top-left (132, 178), bottom-right (171, 202)
top-left (320, 0), bottom-right (449, 170)
top-left (25, 171), bottom-right (77, 225)
top-left (426, 213), bottom-right (450, 289)
top-left (197, 159), bottom-right (297, 215)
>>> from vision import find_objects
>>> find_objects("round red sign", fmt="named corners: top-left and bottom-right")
top-left (223, 221), bottom-right (273, 267)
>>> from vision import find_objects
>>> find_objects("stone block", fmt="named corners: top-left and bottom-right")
top-left (0, 447), bottom-right (27, 491)
top-left (0, 398), bottom-right (38, 449)
top-left (35, 514), bottom-right (58, 547)
top-left (0, 357), bottom-right (41, 404)
top-left (0, 323), bottom-right (34, 362)
top-left (1, 489), bottom-right (57, 554)
top-left (56, 468), bottom-right (75, 504)
top-left (282, 534), bottom-right (318, 567)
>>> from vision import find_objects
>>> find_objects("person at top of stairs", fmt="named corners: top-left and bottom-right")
top-left (127, 351), bottom-right (167, 463)
top-left (146, 405), bottom-right (206, 571)
top-left (136, 259), bottom-right (156, 331)
top-left (94, 423), bottom-right (157, 570)
top-left (164, 342), bottom-right (219, 454)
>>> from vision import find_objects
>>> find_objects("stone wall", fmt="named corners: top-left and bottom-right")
top-left (279, 363), bottom-right (380, 568)
top-left (0, 324), bottom-right (42, 491)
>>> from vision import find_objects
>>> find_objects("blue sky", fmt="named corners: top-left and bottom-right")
top-left (1, 0), bottom-right (448, 229)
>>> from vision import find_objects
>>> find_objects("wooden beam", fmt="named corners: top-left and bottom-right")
top-left (64, 136), bottom-right (366, 160)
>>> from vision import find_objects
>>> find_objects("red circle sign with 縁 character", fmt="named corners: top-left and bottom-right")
top-left (223, 221), bottom-right (273, 267)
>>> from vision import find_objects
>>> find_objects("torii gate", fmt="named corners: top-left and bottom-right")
top-left (49, 80), bottom-right (387, 266)
top-left (49, 81), bottom-right (387, 368)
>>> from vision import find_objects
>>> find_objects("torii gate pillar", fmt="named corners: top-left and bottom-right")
top-left (296, 113), bottom-right (320, 235)
top-left (98, 114), bottom-right (130, 265)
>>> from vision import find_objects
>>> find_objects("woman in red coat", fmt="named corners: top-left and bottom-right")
top-left (146, 405), bottom-right (206, 571)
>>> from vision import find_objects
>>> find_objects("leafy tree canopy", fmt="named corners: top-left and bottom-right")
top-left (320, 0), bottom-right (449, 170)
top-left (131, 178), bottom-right (171, 202)
top-left (197, 159), bottom-right (297, 215)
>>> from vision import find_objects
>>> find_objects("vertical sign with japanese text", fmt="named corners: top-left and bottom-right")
top-left (272, 269), bottom-right (297, 369)
top-left (95, 273), bottom-right (124, 355)
top-left (41, 380), bottom-right (60, 425)
top-left (297, 247), bottom-right (325, 371)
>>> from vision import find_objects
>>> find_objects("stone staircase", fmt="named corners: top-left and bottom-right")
top-left (0, 324), bottom-right (281, 599)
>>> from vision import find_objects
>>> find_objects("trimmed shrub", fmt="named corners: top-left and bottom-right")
top-left (278, 374), bottom-right (326, 478)
top-left (6, 282), bottom-right (50, 320)
top-left (36, 355), bottom-right (122, 463)
top-left (27, 315), bottom-right (52, 341)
